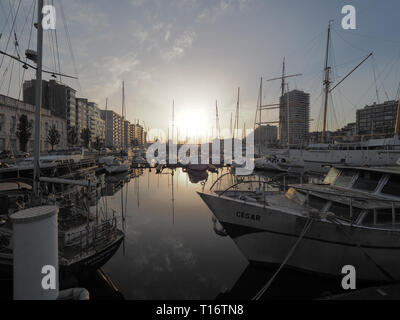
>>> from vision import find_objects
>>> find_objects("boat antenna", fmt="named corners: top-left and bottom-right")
top-left (33, 0), bottom-right (44, 198)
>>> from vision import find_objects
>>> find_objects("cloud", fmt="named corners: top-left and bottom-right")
top-left (163, 29), bottom-right (196, 61)
top-left (130, 0), bottom-right (145, 7)
top-left (197, 0), bottom-right (251, 23)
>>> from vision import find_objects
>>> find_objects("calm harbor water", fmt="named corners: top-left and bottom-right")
top-left (93, 168), bottom-right (365, 300)
top-left (100, 168), bottom-right (247, 300)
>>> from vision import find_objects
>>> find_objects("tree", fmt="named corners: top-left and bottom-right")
top-left (81, 128), bottom-right (91, 149)
top-left (46, 125), bottom-right (60, 151)
top-left (93, 136), bottom-right (103, 152)
top-left (16, 115), bottom-right (33, 152)
top-left (67, 126), bottom-right (79, 147)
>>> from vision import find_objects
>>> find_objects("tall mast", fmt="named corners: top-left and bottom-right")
top-left (281, 57), bottom-right (286, 97)
top-left (33, 0), bottom-right (44, 197)
top-left (215, 100), bottom-right (220, 139)
top-left (172, 100), bottom-right (175, 143)
top-left (121, 81), bottom-right (125, 150)
top-left (395, 99), bottom-right (400, 139)
top-left (230, 112), bottom-right (233, 139)
top-left (322, 21), bottom-right (332, 144)
top-left (234, 87), bottom-right (240, 140)
top-left (286, 84), bottom-right (290, 147)
top-left (259, 78), bottom-right (262, 155)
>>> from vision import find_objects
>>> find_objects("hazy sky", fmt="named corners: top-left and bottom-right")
top-left (2, 0), bottom-right (400, 136)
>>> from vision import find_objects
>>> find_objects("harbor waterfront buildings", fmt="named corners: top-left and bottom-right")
top-left (0, 94), bottom-right (67, 153)
top-left (356, 100), bottom-right (399, 137)
top-left (23, 79), bottom-right (77, 128)
top-left (0, 79), bottom-right (146, 152)
top-left (101, 110), bottom-right (124, 149)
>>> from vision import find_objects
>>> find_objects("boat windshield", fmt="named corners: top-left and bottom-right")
top-left (323, 168), bottom-right (340, 185)
top-left (361, 208), bottom-right (400, 226)
top-left (353, 171), bottom-right (383, 192)
top-left (334, 169), bottom-right (356, 188)
top-left (328, 201), bottom-right (362, 221)
top-left (381, 175), bottom-right (400, 197)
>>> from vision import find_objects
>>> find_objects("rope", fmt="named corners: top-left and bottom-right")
top-left (326, 215), bottom-right (396, 282)
top-left (252, 217), bottom-right (313, 300)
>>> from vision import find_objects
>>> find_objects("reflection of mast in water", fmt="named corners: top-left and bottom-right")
top-left (137, 172), bottom-right (140, 208)
top-left (120, 179), bottom-right (127, 256)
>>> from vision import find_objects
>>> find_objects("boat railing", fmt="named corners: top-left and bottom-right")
top-left (215, 178), bottom-right (400, 225)
top-left (62, 217), bottom-right (118, 257)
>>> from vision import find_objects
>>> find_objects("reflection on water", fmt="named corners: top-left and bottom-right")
top-left (94, 168), bottom-right (357, 300)
top-left (99, 168), bottom-right (247, 299)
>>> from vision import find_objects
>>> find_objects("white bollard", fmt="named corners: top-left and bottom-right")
top-left (11, 206), bottom-right (59, 300)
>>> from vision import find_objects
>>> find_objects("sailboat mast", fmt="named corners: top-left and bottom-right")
top-left (33, 0), bottom-right (44, 197)
top-left (281, 57), bottom-right (286, 97)
top-left (172, 100), bottom-right (175, 143)
top-left (395, 99), bottom-right (400, 139)
top-left (234, 87), bottom-right (240, 140)
top-left (259, 78), bottom-right (262, 155)
top-left (122, 81), bottom-right (125, 150)
top-left (215, 100), bottom-right (220, 139)
top-left (322, 21), bottom-right (332, 144)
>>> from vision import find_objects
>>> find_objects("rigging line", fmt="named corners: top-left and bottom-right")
top-left (13, 0), bottom-right (35, 62)
top-left (0, 49), bottom-right (78, 78)
top-left (0, 0), bottom-right (22, 71)
top-left (327, 215), bottom-right (396, 282)
top-left (18, 0), bottom-right (36, 101)
top-left (47, 24), bottom-right (58, 76)
top-left (353, 49), bottom-right (400, 107)
top-left (336, 86), bottom-right (359, 111)
top-left (59, 0), bottom-right (82, 93)
top-left (252, 218), bottom-right (313, 300)
top-left (285, 29), bottom-right (326, 59)
top-left (6, 58), bottom-right (14, 96)
top-left (52, 0), bottom-right (62, 83)
top-left (332, 27), bottom-right (400, 44)
top-left (0, 0), bottom-right (14, 44)
top-left (332, 28), bottom-right (370, 54)
top-left (371, 55), bottom-right (380, 104)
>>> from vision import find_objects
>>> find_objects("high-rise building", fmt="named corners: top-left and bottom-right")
top-left (75, 98), bottom-right (88, 134)
top-left (87, 102), bottom-right (105, 141)
top-left (23, 79), bottom-right (76, 128)
top-left (101, 110), bottom-right (123, 149)
top-left (279, 89), bottom-right (310, 147)
top-left (356, 100), bottom-right (399, 137)
top-left (124, 120), bottom-right (131, 148)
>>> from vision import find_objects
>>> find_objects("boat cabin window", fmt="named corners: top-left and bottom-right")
top-left (352, 171), bottom-right (383, 192)
top-left (323, 168), bottom-right (340, 185)
top-left (334, 169), bottom-right (356, 188)
top-left (307, 195), bottom-right (327, 210)
top-left (381, 175), bottom-right (400, 197)
top-left (328, 201), bottom-right (362, 221)
top-left (361, 208), bottom-right (400, 225)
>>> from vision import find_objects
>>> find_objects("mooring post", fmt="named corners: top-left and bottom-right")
top-left (11, 206), bottom-right (59, 300)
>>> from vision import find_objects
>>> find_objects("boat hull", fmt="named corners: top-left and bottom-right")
top-left (0, 232), bottom-right (124, 280)
top-left (198, 192), bottom-right (400, 282)
top-left (270, 148), bottom-right (400, 174)
top-left (105, 164), bottom-right (130, 174)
